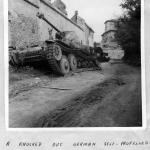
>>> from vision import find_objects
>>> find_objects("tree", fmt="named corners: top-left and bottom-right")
top-left (115, 0), bottom-right (141, 65)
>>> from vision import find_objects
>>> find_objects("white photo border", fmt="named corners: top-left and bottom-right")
top-left (4, 0), bottom-right (147, 131)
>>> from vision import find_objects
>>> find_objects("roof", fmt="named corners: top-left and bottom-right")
top-left (101, 30), bottom-right (116, 36)
top-left (104, 19), bottom-right (117, 24)
top-left (85, 23), bottom-right (94, 33)
top-left (71, 13), bottom-right (94, 33)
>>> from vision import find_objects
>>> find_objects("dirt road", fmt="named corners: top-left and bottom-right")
top-left (9, 62), bottom-right (142, 127)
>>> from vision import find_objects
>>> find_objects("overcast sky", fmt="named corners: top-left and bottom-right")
top-left (52, 0), bottom-right (124, 42)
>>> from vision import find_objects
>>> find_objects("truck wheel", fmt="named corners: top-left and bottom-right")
top-left (68, 54), bottom-right (77, 71)
top-left (53, 44), bottom-right (62, 61)
top-left (60, 55), bottom-right (70, 75)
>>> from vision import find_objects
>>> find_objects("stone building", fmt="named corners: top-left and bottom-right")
top-left (71, 11), bottom-right (94, 47)
top-left (8, 0), bottom-right (94, 49)
top-left (101, 19), bottom-right (124, 59)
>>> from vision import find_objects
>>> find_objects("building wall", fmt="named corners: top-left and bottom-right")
top-left (101, 20), bottom-right (124, 59)
top-left (39, 1), bottom-right (85, 45)
top-left (103, 49), bottom-right (124, 59)
top-left (83, 24), bottom-right (94, 47)
top-left (88, 32), bottom-right (94, 47)
top-left (8, 0), bottom-right (40, 48)
top-left (71, 15), bottom-right (94, 47)
top-left (105, 21), bottom-right (117, 32)
top-left (102, 31), bottom-right (116, 44)
top-left (9, 0), bottom-right (87, 49)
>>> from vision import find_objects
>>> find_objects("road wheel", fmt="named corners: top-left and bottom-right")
top-left (68, 54), bottom-right (77, 71)
top-left (53, 44), bottom-right (62, 61)
top-left (59, 55), bottom-right (70, 75)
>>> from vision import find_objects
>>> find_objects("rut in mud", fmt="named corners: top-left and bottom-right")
top-left (33, 64), bottom-right (142, 127)
top-left (34, 77), bottom-right (126, 127)
top-left (9, 63), bottom-right (142, 127)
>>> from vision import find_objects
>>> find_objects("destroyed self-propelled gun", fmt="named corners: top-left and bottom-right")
top-left (9, 0), bottom-right (106, 75)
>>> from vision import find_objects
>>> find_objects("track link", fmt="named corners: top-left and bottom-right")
top-left (46, 42), bottom-right (101, 75)
top-left (46, 44), bottom-right (62, 75)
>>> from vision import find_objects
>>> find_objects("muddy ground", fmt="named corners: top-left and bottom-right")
top-left (9, 62), bottom-right (142, 127)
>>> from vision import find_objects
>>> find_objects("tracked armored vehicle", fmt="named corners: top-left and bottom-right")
top-left (9, 0), bottom-right (104, 75)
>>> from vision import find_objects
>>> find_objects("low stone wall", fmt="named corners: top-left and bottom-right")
top-left (103, 49), bottom-right (124, 60)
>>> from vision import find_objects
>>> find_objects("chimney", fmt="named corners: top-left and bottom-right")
top-left (75, 10), bottom-right (78, 16)
top-left (74, 10), bottom-right (78, 23)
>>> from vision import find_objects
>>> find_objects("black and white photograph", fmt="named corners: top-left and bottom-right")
top-left (8, 0), bottom-right (143, 128)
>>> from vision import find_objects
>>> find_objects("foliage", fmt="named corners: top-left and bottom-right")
top-left (115, 0), bottom-right (141, 65)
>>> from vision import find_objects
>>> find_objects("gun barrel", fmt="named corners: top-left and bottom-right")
top-left (37, 12), bottom-right (61, 33)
